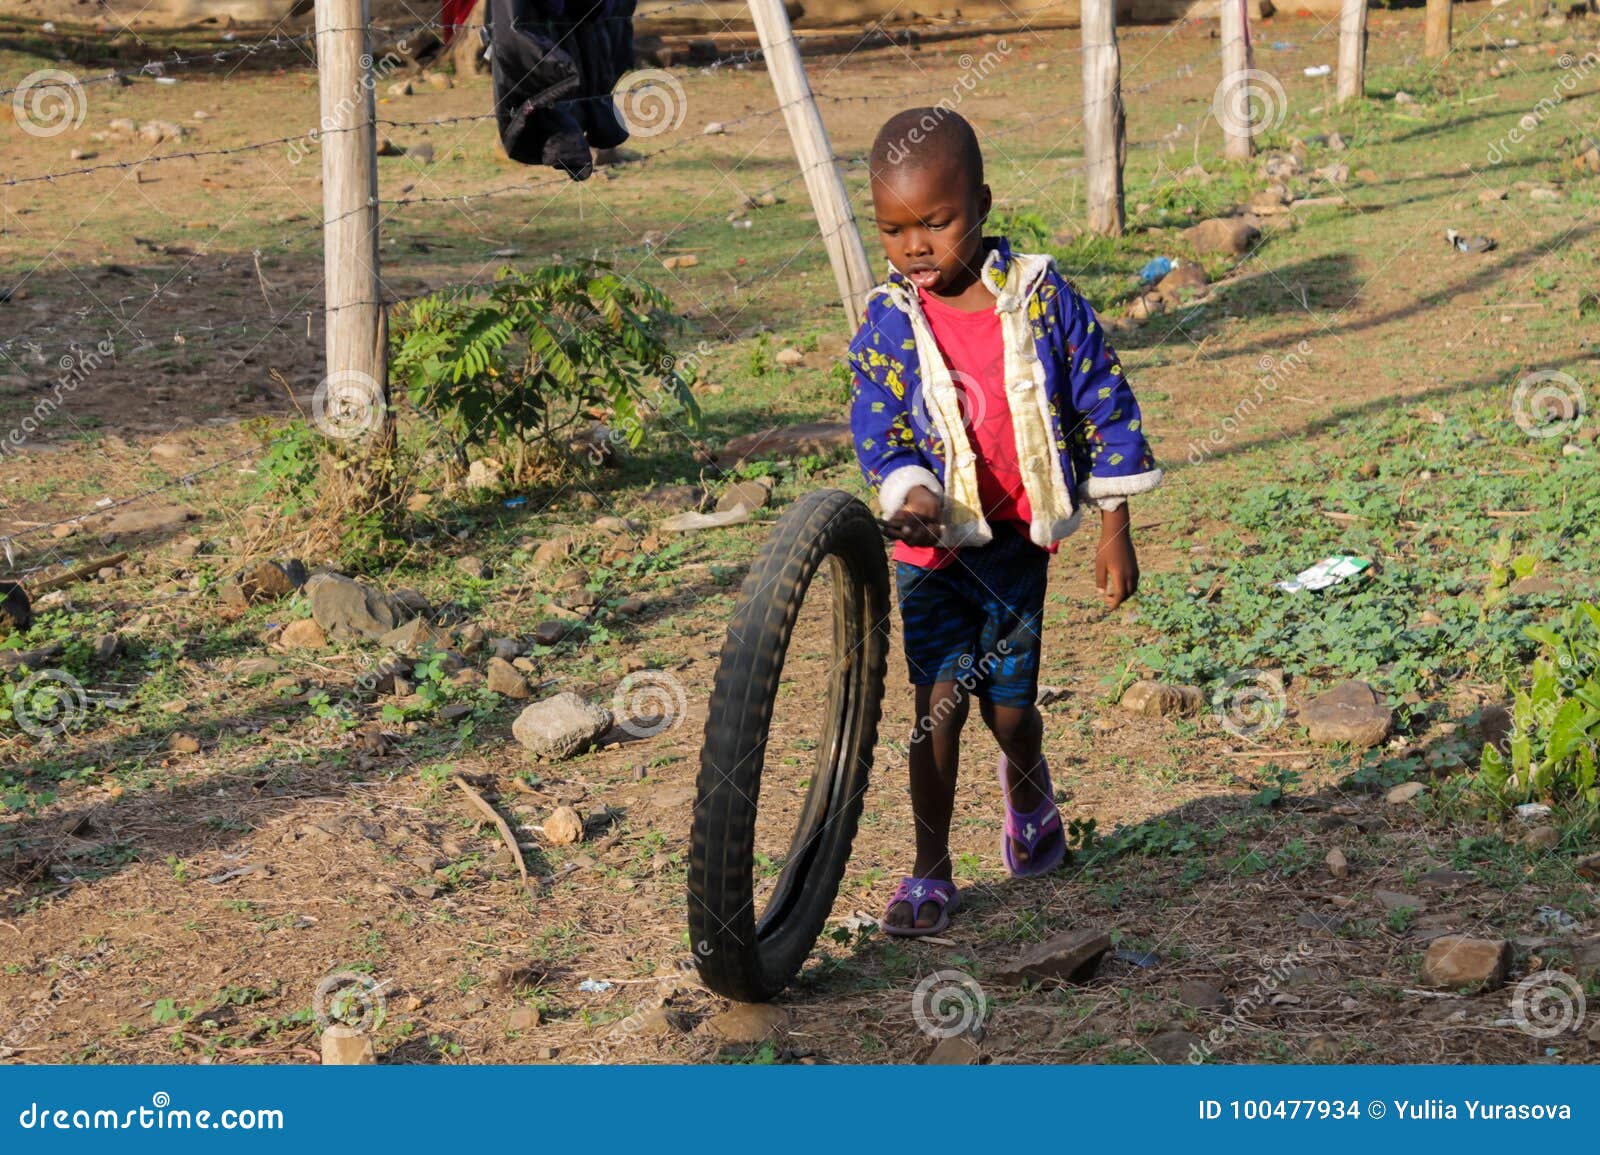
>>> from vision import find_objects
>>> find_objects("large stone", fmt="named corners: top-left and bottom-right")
top-left (1301, 681), bottom-right (1392, 748)
top-left (1421, 936), bottom-right (1511, 990)
top-left (486, 657), bottom-right (530, 698)
top-left (703, 1003), bottom-right (789, 1045)
top-left (1183, 216), bottom-right (1260, 256)
top-left (308, 574), bottom-right (401, 641)
top-left (1119, 680), bottom-right (1203, 718)
top-left (639, 484), bottom-right (705, 511)
top-left (719, 420), bottom-right (852, 466)
top-left (276, 618), bottom-right (327, 650)
top-left (512, 693), bottom-right (612, 760)
top-left (716, 479), bottom-right (772, 514)
top-left (924, 1035), bottom-right (982, 1064)
top-left (320, 1025), bottom-right (375, 1065)
top-left (225, 559), bottom-right (305, 607)
top-left (1146, 1030), bottom-right (1203, 1064)
top-left (1155, 262), bottom-right (1207, 304)
top-left (995, 929), bottom-right (1111, 984)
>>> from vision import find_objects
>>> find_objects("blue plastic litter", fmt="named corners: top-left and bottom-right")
top-left (1271, 40), bottom-right (1295, 50)
top-left (503, 496), bottom-right (528, 508)
top-left (1138, 257), bottom-right (1174, 284)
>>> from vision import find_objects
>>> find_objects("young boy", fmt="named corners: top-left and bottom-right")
top-left (848, 108), bottom-right (1161, 936)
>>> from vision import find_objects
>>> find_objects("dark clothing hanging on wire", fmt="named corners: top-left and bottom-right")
top-left (482, 0), bottom-right (636, 181)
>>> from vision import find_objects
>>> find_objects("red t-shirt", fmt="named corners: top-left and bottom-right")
top-left (894, 289), bottom-right (1038, 570)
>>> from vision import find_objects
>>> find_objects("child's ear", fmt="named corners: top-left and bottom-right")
top-left (977, 183), bottom-right (992, 223)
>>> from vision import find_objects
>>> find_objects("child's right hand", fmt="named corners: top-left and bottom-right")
top-left (879, 485), bottom-right (942, 547)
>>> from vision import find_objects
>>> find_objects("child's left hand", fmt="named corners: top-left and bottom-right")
top-left (1096, 505), bottom-right (1140, 609)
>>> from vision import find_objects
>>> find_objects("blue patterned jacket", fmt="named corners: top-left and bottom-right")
top-left (848, 238), bottom-right (1161, 549)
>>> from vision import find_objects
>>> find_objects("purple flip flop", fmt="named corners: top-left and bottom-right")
top-left (997, 754), bottom-right (1066, 878)
top-left (880, 877), bottom-right (962, 938)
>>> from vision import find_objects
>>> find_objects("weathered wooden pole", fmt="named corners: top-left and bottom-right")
top-left (1337, 0), bottom-right (1368, 103)
top-left (1219, 0), bottom-right (1254, 160)
top-left (1425, 0), bottom-right (1453, 60)
top-left (747, 0), bottom-right (875, 324)
top-left (1082, 0), bottom-right (1125, 236)
top-left (315, 0), bottom-right (390, 447)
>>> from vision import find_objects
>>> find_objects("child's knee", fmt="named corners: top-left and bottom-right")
top-left (984, 702), bottom-right (1037, 748)
top-left (913, 683), bottom-right (969, 740)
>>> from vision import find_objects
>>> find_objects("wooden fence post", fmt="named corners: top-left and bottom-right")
top-left (315, 0), bottom-right (390, 447)
top-left (1082, 0), bottom-right (1125, 236)
top-left (1425, 0), bottom-right (1453, 60)
top-left (746, 0), bottom-right (875, 326)
top-left (1219, 0), bottom-right (1254, 160)
top-left (1337, 0), bottom-right (1367, 103)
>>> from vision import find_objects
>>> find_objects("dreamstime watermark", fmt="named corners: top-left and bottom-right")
top-left (313, 970), bottom-right (388, 1032)
top-left (1213, 669), bottom-right (1287, 741)
top-left (1510, 369), bottom-right (1585, 439)
top-left (1510, 971), bottom-right (1586, 1039)
top-left (880, 41), bottom-right (1013, 165)
top-left (1485, 50), bottom-right (1600, 165)
top-left (311, 369), bottom-right (386, 440)
top-left (1, 945), bottom-right (111, 1055)
top-left (1188, 942), bottom-right (1316, 1063)
top-left (1185, 341), bottom-right (1313, 465)
top-left (909, 368), bottom-right (993, 448)
top-left (614, 69), bottom-right (687, 138)
top-left (284, 44), bottom-right (411, 165)
top-left (909, 638), bottom-right (1013, 746)
top-left (912, 968), bottom-right (987, 1039)
top-left (1211, 68), bottom-right (1288, 142)
top-left (12, 69), bottom-right (87, 138)
top-left (0, 340), bottom-right (116, 458)
top-left (612, 669), bottom-right (689, 738)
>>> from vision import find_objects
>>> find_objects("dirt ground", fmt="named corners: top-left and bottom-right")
top-left (2, 4), bottom-right (1599, 1065)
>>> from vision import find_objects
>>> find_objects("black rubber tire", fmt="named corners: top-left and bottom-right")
top-left (688, 488), bottom-right (890, 1003)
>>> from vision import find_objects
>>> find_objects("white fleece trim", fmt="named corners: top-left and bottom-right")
top-left (1030, 509), bottom-right (1083, 547)
top-left (1081, 467), bottom-right (1164, 510)
top-left (876, 465), bottom-right (943, 519)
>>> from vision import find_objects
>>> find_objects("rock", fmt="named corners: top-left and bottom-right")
top-left (424, 72), bottom-right (453, 91)
top-left (1529, 187), bottom-right (1561, 203)
top-left (1296, 912), bottom-right (1346, 936)
top-left (593, 515), bottom-right (644, 535)
top-left (1327, 131), bottom-right (1346, 151)
top-left (1374, 890), bottom-right (1426, 912)
top-left (1155, 263), bottom-right (1207, 304)
top-left (93, 632), bottom-right (122, 663)
top-left (456, 555), bottom-right (488, 581)
top-left (995, 928), bottom-right (1111, 984)
top-left (716, 479), bottom-right (771, 514)
top-left (1301, 681), bottom-right (1392, 748)
top-left (1325, 848), bottom-right (1349, 878)
top-left (138, 120), bottom-right (185, 144)
top-left (1119, 680), bottom-right (1203, 718)
top-left (168, 733), bottom-right (201, 754)
top-left (719, 420), bottom-right (853, 466)
top-left (703, 121), bottom-right (726, 134)
top-left (1250, 185), bottom-right (1293, 215)
top-left (1305, 1034), bottom-right (1340, 1062)
top-left (1183, 216), bottom-right (1260, 256)
top-left (703, 1003), bottom-right (789, 1044)
top-left (150, 440), bottom-right (190, 460)
top-left (307, 574), bottom-right (401, 640)
top-left (1146, 1030), bottom-right (1202, 1064)
top-left (530, 536), bottom-right (576, 574)
top-left (1422, 936), bottom-right (1511, 990)
top-left (380, 618), bottom-right (451, 657)
top-left (486, 657), bottom-right (529, 698)
top-left (387, 79), bottom-right (413, 97)
top-left (660, 507), bottom-right (751, 533)
top-left (1177, 980), bottom-right (1230, 1011)
top-left (491, 637), bottom-right (520, 661)
top-left (320, 1025), bottom-right (375, 1065)
top-left (1386, 781), bottom-right (1426, 805)
top-left (102, 505), bottom-right (196, 537)
top-left (226, 559), bottom-right (304, 607)
top-left (375, 136), bottom-right (405, 156)
top-left (613, 1006), bottom-right (684, 1040)
top-left (1574, 853), bottom-right (1600, 882)
top-left (1312, 163), bottom-right (1349, 185)
top-left (1479, 187), bottom-right (1509, 202)
top-left (774, 347), bottom-right (804, 367)
top-left (924, 1035), bottom-right (982, 1064)
top-left (1520, 826), bottom-right (1560, 852)
top-left (235, 658), bottom-right (281, 680)
top-left (507, 1006), bottom-right (541, 1031)
top-left (466, 458), bottom-right (503, 490)
top-left (1128, 292), bottom-right (1164, 321)
top-left (1420, 868), bottom-right (1475, 887)
top-left (531, 620), bottom-right (572, 647)
top-left (513, 694), bottom-right (612, 760)
top-left (661, 254), bottom-right (698, 270)
top-left (276, 618), bottom-right (328, 650)
top-left (639, 483), bottom-right (705, 511)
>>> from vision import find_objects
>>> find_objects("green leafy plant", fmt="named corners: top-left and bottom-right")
top-left (1478, 602), bottom-right (1600, 818)
top-left (391, 264), bottom-right (698, 485)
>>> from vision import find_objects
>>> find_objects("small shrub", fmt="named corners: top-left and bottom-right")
top-left (1478, 602), bottom-right (1600, 817)
top-left (391, 263), bottom-right (697, 484)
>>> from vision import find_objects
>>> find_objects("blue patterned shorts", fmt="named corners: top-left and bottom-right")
top-left (895, 523), bottom-right (1050, 708)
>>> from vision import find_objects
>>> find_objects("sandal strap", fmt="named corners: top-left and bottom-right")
top-left (887, 876), bottom-right (954, 922)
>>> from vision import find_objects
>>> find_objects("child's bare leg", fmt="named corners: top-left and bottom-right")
top-left (885, 680), bottom-right (967, 930)
top-left (979, 699), bottom-right (1054, 864)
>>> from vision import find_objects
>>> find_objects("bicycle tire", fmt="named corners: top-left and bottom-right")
top-left (688, 488), bottom-right (890, 1002)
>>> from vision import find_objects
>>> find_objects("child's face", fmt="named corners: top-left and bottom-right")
top-left (870, 160), bottom-right (991, 297)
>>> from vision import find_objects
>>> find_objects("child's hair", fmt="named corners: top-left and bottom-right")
top-left (868, 107), bottom-right (984, 191)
